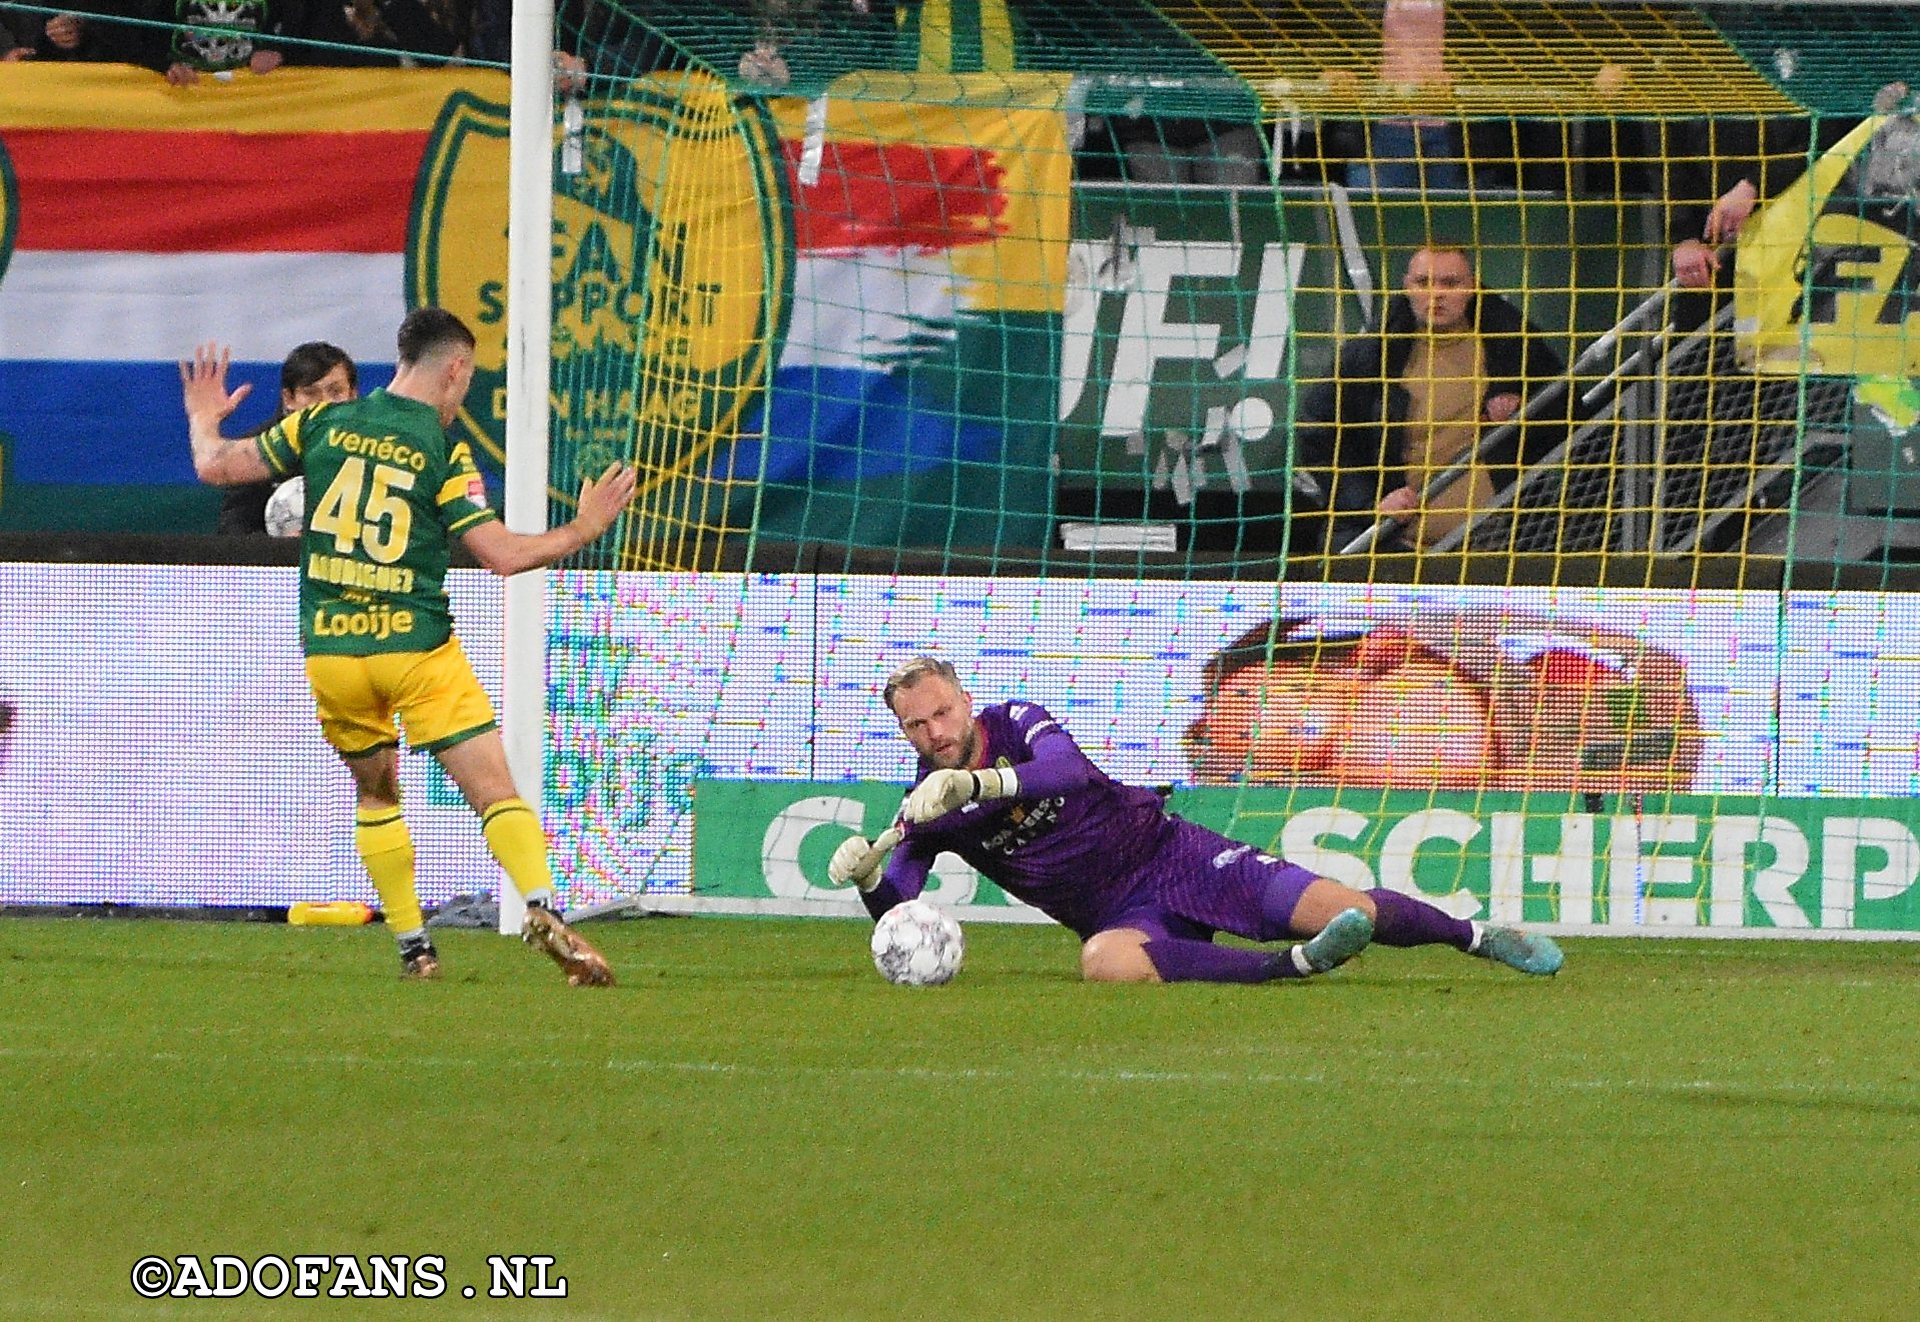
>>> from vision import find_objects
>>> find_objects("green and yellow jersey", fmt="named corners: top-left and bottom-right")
top-left (256, 389), bottom-right (496, 656)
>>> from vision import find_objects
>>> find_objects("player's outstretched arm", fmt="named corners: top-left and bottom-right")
top-left (460, 461), bottom-right (638, 577)
top-left (180, 343), bottom-right (271, 486)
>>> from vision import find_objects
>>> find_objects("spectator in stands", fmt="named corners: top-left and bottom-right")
top-left (1650, 107), bottom-right (1882, 381)
top-left (111, 0), bottom-right (294, 83)
top-left (218, 342), bottom-right (357, 535)
top-left (2, 11), bottom-right (33, 58)
top-left (292, 0), bottom-right (469, 67)
top-left (1662, 99), bottom-right (1909, 295)
top-left (465, 0), bottom-right (507, 63)
top-left (1292, 242), bottom-right (1565, 554)
top-left (1665, 116), bottom-right (1838, 290)
top-left (556, 0), bottom-right (674, 82)
top-left (1345, 0), bottom-right (1466, 191)
top-left (1652, 99), bottom-right (1898, 478)
top-left (4, 7), bottom-right (118, 61)
top-left (1345, 118), bottom-right (1466, 192)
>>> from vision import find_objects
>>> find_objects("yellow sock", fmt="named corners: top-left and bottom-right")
top-left (355, 807), bottom-right (422, 936)
top-left (481, 797), bottom-right (554, 906)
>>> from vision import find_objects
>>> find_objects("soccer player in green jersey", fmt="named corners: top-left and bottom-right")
top-left (182, 307), bottom-right (638, 984)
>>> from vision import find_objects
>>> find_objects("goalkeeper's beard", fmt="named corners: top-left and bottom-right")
top-left (928, 721), bottom-right (982, 771)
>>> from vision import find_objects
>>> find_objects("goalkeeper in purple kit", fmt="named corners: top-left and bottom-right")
top-left (832, 656), bottom-right (1564, 983)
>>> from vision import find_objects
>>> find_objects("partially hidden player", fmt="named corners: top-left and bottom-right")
top-left (831, 656), bottom-right (1563, 984)
top-left (181, 308), bottom-right (635, 983)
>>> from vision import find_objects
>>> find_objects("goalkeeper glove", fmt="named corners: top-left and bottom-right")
top-left (900, 767), bottom-right (1018, 824)
top-left (825, 836), bottom-right (883, 886)
top-left (827, 824), bottom-right (902, 892)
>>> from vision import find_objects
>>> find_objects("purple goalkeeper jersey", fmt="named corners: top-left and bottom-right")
top-left (884, 701), bottom-right (1176, 936)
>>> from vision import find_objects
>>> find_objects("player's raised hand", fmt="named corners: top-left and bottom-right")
top-left (901, 767), bottom-right (1018, 823)
top-left (573, 461), bottom-right (638, 541)
top-left (179, 343), bottom-right (252, 424)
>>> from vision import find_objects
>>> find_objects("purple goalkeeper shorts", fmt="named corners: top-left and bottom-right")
top-left (1098, 816), bottom-right (1320, 944)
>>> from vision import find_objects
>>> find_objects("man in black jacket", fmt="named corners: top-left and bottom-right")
top-left (1293, 245), bottom-right (1565, 554)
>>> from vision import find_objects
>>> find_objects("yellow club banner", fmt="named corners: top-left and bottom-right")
top-left (0, 61), bottom-right (507, 132)
top-left (1735, 114), bottom-right (1920, 378)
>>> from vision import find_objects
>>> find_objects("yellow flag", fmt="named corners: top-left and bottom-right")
top-left (1734, 114), bottom-right (1920, 377)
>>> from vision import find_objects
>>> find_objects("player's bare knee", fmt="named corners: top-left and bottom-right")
top-left (1291, 878), bottom-right (1377, 934)
top-left (1080, 929), bottom-right (1158, 983)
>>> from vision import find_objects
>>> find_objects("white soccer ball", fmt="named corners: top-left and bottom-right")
top-left (264, 477), bottom-right (306, 538)
top-left (870, 899), bottom-right (964, 987)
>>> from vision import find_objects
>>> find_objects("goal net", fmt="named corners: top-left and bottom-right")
top-left (535, 0), bottom-right (1920, 937)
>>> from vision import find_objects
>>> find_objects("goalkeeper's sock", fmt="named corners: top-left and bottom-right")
top-left (1365, 887), bottom-right (1474, 950)
top-left (355, 806), bottom-right (422, 938)
top-left (481, 797), bottom-right (554, 899)
top-left (1144, 937), bottom-right (1293, 983)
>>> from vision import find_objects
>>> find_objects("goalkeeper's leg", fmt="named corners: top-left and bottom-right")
top-left (1293, 879), bottom-right (1563, 976)
top-left (1082, 909), bottom-right (1373, 983)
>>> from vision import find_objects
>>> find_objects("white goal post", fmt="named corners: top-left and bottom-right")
top-left (499, 0), bottom-right (557, 935)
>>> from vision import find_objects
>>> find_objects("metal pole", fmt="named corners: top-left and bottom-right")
top-left (500, 0), bottom-right (557, 934)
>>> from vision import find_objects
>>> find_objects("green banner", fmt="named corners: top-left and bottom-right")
top-left (1056, 186), bottom-right (1661, 498)
top-left (692, 780), bottom-right (1033, 920)
top-left (694, 779), bottom-right (1920, 935)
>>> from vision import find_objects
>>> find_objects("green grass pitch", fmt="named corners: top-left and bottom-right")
top-left (2, 916), bottom-right (1918, 1320)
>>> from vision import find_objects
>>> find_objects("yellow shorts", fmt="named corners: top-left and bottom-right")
top-left (303, 637), bottom-right (497, 758)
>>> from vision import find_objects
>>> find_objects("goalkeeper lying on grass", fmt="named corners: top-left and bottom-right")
top-left (832, 655), bottom-right (1564, 984)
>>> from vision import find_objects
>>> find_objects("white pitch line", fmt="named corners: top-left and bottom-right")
top-left (3, 1046), bottom-right (1913, 1105)
top-left (7, 1043), bottom-right (1912, 1097)
top-left (603, 1057), bottom-right (1331, 1087)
